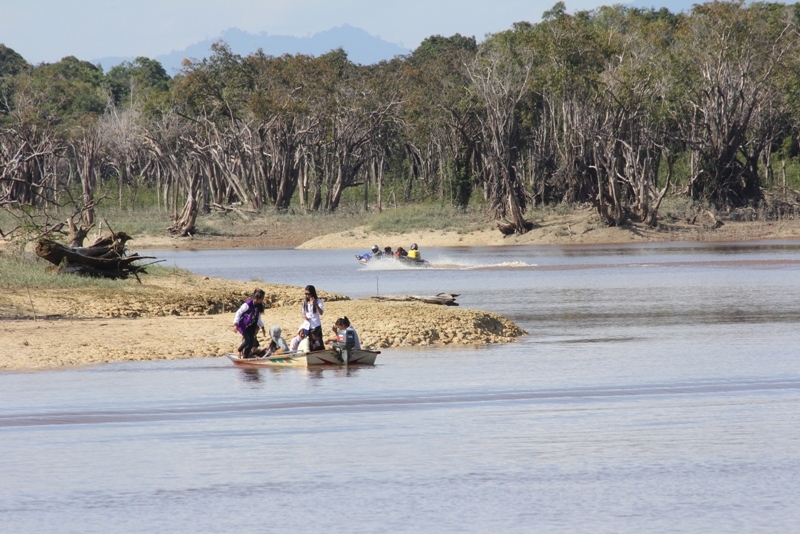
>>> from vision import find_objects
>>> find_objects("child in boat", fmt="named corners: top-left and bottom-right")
top-left (265, 325), bottom-right (289, 355)
top-left (233, 289), bottom-right (266, 358)
top-left (301, 285), bottom-right (325, 350)
top-left (289, 327), bottom-right (307, 352)
top-left (297, 329), bottom-right (321, 353)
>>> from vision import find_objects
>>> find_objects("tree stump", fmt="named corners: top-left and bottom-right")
top-left (35, 231), bottom-right (157, 280)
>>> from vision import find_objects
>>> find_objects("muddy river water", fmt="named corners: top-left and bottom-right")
top-left (2, 242), bottom-right (800, 532)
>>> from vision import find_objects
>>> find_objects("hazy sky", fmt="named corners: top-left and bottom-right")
top-left (1, 0), bottom-right (620, 64)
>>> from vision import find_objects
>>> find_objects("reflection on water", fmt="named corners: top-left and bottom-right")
top-left (4, 242), bottom-right (800, 533)
top-left (237, 368), bottom-right (262, 384)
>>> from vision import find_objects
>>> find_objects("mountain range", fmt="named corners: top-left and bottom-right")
top-left (95, 24), bottom-right (410, 75)
top-left (94, 2), bottom-right (733, 75)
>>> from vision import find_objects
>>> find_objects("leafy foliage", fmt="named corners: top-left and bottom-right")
top-left (2, 1), bottom-right (800, 241)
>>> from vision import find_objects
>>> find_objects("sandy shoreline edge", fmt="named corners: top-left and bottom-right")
top-left (0, 275), bottom-right (524, 372)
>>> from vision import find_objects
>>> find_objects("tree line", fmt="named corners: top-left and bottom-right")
top-left (2, 1), bottom-right (800, 237)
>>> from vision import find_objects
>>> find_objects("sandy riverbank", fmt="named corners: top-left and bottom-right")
top-left (125, 207), bottom-right (800, 251)
top-left (0, 274), bottom-right (523, 371)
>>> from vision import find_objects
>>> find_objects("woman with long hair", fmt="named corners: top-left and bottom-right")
top-left (301, 285), bottom-right (325, 350)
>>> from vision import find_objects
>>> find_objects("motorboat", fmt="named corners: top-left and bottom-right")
top-left (226, 347), bottom-right (380, 367)
top-left (356, 253), bottom-right (429, 267)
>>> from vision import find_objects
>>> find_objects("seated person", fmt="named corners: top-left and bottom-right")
top-left (289, 327), bottom-right (307, 352)
top-left (308, 328), bottom-right (324, 351)
top-left (265, 325), bottom-right (289, 355)
top-left (326, 316), bottom-right (361, 350)
top-left (407, 243), bottom-right (420, 260)
top-left (395, 246), bottom-right (407, 258)
top-left (296, 333), bottom-right (311, 353)
top-left (384, 246), bottom-right (393, 257)
top-left (297, 328), bottom-right (325, 352)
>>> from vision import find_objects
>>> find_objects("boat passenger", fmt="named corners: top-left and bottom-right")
top-left (233, 288), bottom-right (266, 358)
top-left (384, 246), bottom-right (393, 257)
top-left (327, 316), bottom-right (361, 350)
top-left (289, 327), bottom-right (307, 352)
top-left (265, 325), bottom-right (289, 355)
top-left (307, 329), bottom-right (323, 352)
top-left (395, 246), bottom-right (407, 258)
top-left (356, 244), bottom-right (382, 263)
top-left (407, 243), bottom-right (420, 260)
top-left (301, 285), bottom-right (325, 350)
top-left (296, 334), bottom-right (311, 353)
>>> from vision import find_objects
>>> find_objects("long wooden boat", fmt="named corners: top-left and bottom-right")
top-left (226, 348), bottom-right (380, 367)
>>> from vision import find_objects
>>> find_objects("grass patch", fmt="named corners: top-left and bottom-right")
top-left (659, 197), bottom-right (703, 222)
top-left (366, 204), bottom-right (492, 234)
top-left (526, 203), bottom-right (581, 222)
top-left (0, 251), bottom-right (190, 290)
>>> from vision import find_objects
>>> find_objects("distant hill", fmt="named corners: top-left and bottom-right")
top-left (95, 25), bottom-right (410, 75)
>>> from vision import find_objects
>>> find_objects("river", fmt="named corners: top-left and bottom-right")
top-left (2, 241), bottom-right (800, 532)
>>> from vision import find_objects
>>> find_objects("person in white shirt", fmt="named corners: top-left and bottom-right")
top-left (301, 285), bottom-right (325, 350)
top-left (289, 327), bottom-right (307, 352)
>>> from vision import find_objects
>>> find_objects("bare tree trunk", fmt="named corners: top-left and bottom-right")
top-left (170, 170), bottom-right (200, 236)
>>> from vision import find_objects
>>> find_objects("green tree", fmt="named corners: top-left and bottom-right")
top-left (0, 44), bottom-right (29, 77)
top-left (106, 57), bottom-right (170, 108)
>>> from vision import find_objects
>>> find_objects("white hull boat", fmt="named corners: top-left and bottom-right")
top-left (226, 348), bottom-right (380, 367)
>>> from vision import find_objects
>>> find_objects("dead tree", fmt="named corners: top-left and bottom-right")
top-left (468, 41), bottom-right (534, 234)
top-left (35, 226), bottom-right (156, 280)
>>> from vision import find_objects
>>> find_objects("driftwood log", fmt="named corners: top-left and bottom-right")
top-left (365, 293), bottom-right (460, 306)
top-left (35, 229), bottom-right (157, 280)
top-left (497, 219), bottom-right (535, 235)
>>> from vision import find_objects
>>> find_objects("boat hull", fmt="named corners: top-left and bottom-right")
top-left (356, 255), bottom-right (429, 267)
top-left (226, 348), bottom-right (380, 367)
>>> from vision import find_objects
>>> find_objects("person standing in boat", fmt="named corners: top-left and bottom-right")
top-left (301, 285), bottom-right (325, 350)
top-left (233, 288), bottom-right (266, 358)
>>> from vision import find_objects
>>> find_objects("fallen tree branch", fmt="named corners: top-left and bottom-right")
top-left (364, 293), bottom-right (460, 306)
top-left (35, 232), bottom-right (155, 280)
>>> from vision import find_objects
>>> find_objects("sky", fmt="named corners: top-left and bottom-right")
top-left (0, 0), bottom-right (630, 65)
